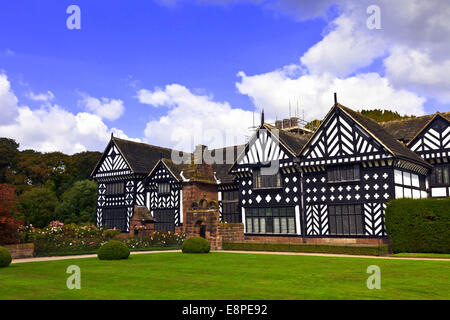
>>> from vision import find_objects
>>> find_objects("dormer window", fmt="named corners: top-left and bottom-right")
top-left (158, 183), bottom-right (171, 195)
top-left (253, 169), bottom-right (281, 189)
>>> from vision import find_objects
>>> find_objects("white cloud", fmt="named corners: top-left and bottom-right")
top-left (384, 47), bottom-right (450, 103)
top-left (236, 68), bottom-right (426, 121)
top-left (0, 74), bottom-right (137, 154)
top-left (79, 95), bottom-right (125, 121)
top-left (139, 84), bottom-right (254, 151)
top-left (0, 73), bottom-right (20, 125)
top-left (300, 14), bottom-right (387, 78)
top-left (27, 90), bottom-right (55, 102)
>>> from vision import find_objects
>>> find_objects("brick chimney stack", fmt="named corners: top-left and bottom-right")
top-left (275, 120), bottom-right (283, 129)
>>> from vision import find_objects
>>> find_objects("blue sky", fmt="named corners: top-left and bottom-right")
top-left (0, 1), bottom-right (449, 153)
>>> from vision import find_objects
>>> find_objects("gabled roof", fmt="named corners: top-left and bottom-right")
top-left (298, 104), bottom-right (431, 168)
top-left (380, 111), bottom-right (450, 143)
top-left (231, 123), bottom-right (312, 172)
top-left (91, 137), bottom-right (188, 177)
top-left (339, 105), bottom-right (431, 167)
top-left (112, 137), bottom-right (180, 174)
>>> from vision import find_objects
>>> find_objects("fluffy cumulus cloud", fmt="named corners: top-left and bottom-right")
top-left (0, 73), bottom-right (136, 154)
top-left (236, 69), bottom-right (426, 121)
top-left (0, 74), bottom-right (20, 125)
top-left (79, 95), bottom-right (125, 121)
top-left (139, 84), bottom-right (253, 151)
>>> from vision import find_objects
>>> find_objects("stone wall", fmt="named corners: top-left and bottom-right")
top-left (243, 235), bottom-right (389, 246)
top-left (182, 183), bottom-right (218, 224)
top-left (4, 243), bottom-right (34, 259)
top-left (184, 208), bottom-right (222, 250)
top-left (218, 223), bottom-right (244, 243)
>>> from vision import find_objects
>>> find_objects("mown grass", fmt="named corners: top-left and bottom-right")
top-left (390, 253), bottom-right (450, 259)
top-left (0, 252), bottom-right (448, 300)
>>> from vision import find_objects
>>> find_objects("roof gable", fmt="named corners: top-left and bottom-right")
top-left (91, 140), bottom-right (132, 178)
top-left (232, 124), bottom-right (310, 171)
top-left (299, 104), bottom-right (431, 168)
top-left (408, 113), bottom-right (450, 153)
top-left (381, 111), bottom-right (450, 143)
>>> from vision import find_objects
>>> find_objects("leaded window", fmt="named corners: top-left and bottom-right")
top-left (102, 208), bottom-right (127, 231)
top-left (430, 165), bottom-right (450, 186)
top-left (154, 209), bottom-right (175, 232)
top-left (245, 207), bottom-right (296, 234)
top-left (328, 204), bottom-right (364, 235)
top-left (253, 169), bottom-right (281, 189)
top-left (106, 183), bottom-right (124, 195)
top-left (158, 183), bottom-right (171, 195)
top-left (327, 164), bottom-right (360, 183)
top-left (221, 190), bottom-right (240, 223)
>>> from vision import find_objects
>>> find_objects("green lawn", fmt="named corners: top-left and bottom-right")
top-left (0, 252), bottom-right (449, 300)
top-left (390, 253), bottom-right (450, 259)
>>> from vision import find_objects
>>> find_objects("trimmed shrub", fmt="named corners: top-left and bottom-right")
top-left (385, 198), bottom-right (450, 253)
top-left (97, 240), bottom-right (130, 260)
top-left (0, 246), bottom-right (12, 268)
top-left (182, 237), bottom-right (210, 254)
top-left (222, 242), bottom-right (389, 256)
top-left (103, 229), bottom-right (121, 239)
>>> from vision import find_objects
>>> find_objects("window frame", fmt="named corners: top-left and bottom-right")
top-left (252, 169), bottom-right (282, 190)
top-left (327, 164), bottom-right (360, 183)
top-left (328, 204), bottom-right (364, 236)
top-left (245, 207), bottom-right (296, 235)
top-left (157, 182), bottom-right (171, 195)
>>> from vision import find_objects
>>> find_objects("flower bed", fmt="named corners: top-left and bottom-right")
top-left (18, 221), bottom-right (185, 257)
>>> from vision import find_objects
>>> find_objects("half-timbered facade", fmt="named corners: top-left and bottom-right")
top-left (382, 112), bottom-right (450, 198)
top-left (297, 104), bottom-right (431, 238)
top-left (91, 137), bottom-right (173, 232)
top-left (230, 121), bottom-right (311, 236)
top-left (92, 102), bottom-right (446, 241)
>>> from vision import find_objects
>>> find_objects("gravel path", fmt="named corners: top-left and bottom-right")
top-left (12, 249), bottom-right (449, 263)
top-left (216, 250), bottom-right (450, 261)
top-left (12, 250), bottom-right (181, 264)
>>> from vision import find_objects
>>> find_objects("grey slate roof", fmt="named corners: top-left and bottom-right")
top-left (113, 137), bottom-right (188, 175)
top-left (339, 105), bottom-right (431, 168)
top-left (380, 111), bottom-right (450, 143)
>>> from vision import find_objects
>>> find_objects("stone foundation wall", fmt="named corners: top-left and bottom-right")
top-left (243, 235), bottom-right (389, 246)
top-left (218, 223), bottom-right (244, 243)
top-left (3, 243), bottom-right (34, 259)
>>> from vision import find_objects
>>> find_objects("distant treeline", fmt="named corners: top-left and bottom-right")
top-left (305, 109), bottom-right (415, 131)
top-left (0, 137), bottom-right (102, 228)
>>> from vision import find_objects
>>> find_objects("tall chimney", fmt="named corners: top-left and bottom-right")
top-left (283, 118), bottom-right (291, 129)
top-left (275, 120), bottom-right (283, 129)
top-left (290, 117), bottom-right (299, 127)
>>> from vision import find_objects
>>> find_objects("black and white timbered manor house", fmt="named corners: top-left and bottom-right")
top-left (91, 96), bottom-right (450, 244)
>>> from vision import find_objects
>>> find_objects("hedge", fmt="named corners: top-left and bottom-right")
top-left (0, 246), bottom-right (12, 268)
top-left (182, 237), bottom-right (210, 253)
top-left (385, 198), bottom-right (450, 253)
top-left (222, 242), bottom-right (389, 256)
top-left (97, 240), bottom-right (130, 260)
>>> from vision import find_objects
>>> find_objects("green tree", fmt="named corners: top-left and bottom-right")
top-left (55, 180), bottom-right (98, 224)
top-left (69, 151), bottom-right (102, 181)
top-left (305, 120), bottom-right (322, 131)
top-left (360, 109), bottom-right (414, 122)
top-left (0, 138), bottom-right (19, 183)
top-left (18, 187), bottom-right (59, 228)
